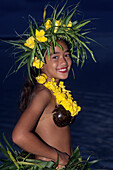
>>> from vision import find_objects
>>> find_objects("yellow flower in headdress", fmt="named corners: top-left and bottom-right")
top-left (45, 20), bottom-right (52, 30)
top-left (54, 20), bottom-right (61, 33)
top-left (36, 73), bottom-right (47, 84)
top-left (35, 29), bottom-right (47, 42)
top-left (67, 21), bottom-right (72, 30)
top-left (32, 57), bottom-right (44, 69)
top-left (24, 36), bottom-right (35, 49)
top-left (63, 24), bottom-right (66, 27)
top-left (67, 21), bottom-right (72, 27)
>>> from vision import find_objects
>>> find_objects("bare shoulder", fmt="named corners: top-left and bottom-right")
top-left (35, 85), bottom-right (51, 100)
top-left (29, 85), bottom-right (52, 109)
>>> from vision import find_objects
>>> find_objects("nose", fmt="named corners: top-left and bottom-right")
top-left (60, 56), bottom-right (68, 66)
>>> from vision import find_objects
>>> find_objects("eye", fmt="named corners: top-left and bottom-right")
top-left (52, 56), bottom-right (58, 59)
top-left (65, 54), bottom-right (70, 57)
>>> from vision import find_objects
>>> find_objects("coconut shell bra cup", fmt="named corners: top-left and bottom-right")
top-left (52, 105), bottom-right (75, 127)
top-left (36, 73), bottom-right (81, 127)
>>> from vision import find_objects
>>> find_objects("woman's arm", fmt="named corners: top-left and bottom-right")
top-left (12, 88), bottom-right (69, 165)
top-left (12, 89), bottom-right (55, 158)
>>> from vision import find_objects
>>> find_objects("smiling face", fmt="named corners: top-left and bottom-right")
top-left (41, 40), bottom-right (72, 82)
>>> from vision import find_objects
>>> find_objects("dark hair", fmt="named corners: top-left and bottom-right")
top-left (19, 67), bottom-right (41, 113)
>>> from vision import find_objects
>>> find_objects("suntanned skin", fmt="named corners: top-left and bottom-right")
top-left (12, 40), bottom-right (72, 166)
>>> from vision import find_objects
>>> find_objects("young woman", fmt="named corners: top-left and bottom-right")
top-left (12, 39), bottom-right (73, 167)
top-left (9, 2), bottom-right (95, 168)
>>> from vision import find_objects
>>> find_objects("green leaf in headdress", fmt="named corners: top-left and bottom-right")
top-left (47, 47), bottom-right (50, 59)
top-left (74, 20), bottom-right (91, 30)
top-left (56, 41), bottom-right (63, 50)
top-left (65, 2), bottom-right (79, 26)
top-left (15, 51), bottom-right (31, 63)
top-left (43, 7), bottom-right (46, 22)
top-left (29, 20), bottom-right (35, 37)
top-left (56, 0), bottom-right (68, 19)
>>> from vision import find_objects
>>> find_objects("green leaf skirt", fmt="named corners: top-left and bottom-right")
top-left (0, 134), bottom-right (99, 170)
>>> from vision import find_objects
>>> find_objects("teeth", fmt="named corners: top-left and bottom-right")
top-left (59, 68), bottom-right (66, 71)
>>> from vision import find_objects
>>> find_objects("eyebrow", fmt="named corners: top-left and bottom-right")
top-left (50, 49), bottom-right (70, 55)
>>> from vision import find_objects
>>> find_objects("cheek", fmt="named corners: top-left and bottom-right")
top-left (67, 58), bottom-right (72, 67)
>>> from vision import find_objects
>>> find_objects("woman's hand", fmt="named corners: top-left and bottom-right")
top-left (55, 150), bottom-right (70, 166)
top-left (35, 149), bottom-right (70, 167)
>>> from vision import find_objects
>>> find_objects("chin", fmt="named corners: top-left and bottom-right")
top-left (58, 73), bottom-right (69, 80)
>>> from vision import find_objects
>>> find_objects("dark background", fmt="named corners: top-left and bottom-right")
top-left (0, 0), bottom-right (113, 169)
top-left (0, 0), bottom-right (113, 92)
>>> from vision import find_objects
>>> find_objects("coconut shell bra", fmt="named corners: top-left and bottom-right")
top-left (52, 105), bottom-right (75, 127)
top-left (36, 74), bottom-right (81, 127)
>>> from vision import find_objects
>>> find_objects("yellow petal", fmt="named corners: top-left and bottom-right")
top-left (67, 21), bottom-right (72, 27)
top-left (36, 74), bottom-right (47, 84)
top-left (24, 36), bottom-right (35, 49)
top-left (32, 57), bottom-right (44, 69)
top-left (55, 20), bottom-right (61, 26)
top-left (45, 20), bottom-right (52, 30)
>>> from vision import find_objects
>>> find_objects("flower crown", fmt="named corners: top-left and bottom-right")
top-left (5, 2), bottom-right (96, 79)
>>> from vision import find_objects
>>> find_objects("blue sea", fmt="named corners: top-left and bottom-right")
top-left (0, 0), bottom-right (113, 169)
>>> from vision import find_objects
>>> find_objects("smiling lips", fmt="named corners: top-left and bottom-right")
top-left (57, 67), bottom-right (68, 73)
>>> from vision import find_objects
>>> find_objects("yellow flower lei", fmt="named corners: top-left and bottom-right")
top-left (36, 74), bottom-right (81, 117)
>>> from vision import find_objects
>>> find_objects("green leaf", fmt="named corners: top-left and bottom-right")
top-left (15, 51), bottom-right (31, 63)
top-left (70, 146), bottom-right (80, 160)
top-left (75, 37), bottom-right (96, 62)
top-left (65, 3), bottom-right (79, 26)
top-left (50, 41), bottom-right (54, 54)
top-left (3, 134), bottom-right (15, 155)
top-left (36, 42), bottom-right (43, 60)
top-left (53, 154), bottom-right (59, 168)
top-left (29, 20), bottom-right (35, 37)
top-left (30, 43), bottom-right (36, 67)
top-left (74, 20), bottom-right (91, 30)
top-left (77, 43), bottom-right (80, 66)
top-left (27, 57), bottom-right (32, 81)
top-left (56, 0), bottom-right (68, 19)
top-left (43, 7), bottom-right (46, 22)
top-left (53, 6), bottom-right (58, 20)
top-left (16, 57), bottom-right (27, 72)
top-left (18, 161), bottom-right (43, 168)
top-left (81, 41), bottom-right (96, 62)
top-left (55, 41), bottom-right (63, 50)
top-left (0, 142), bottom-right (9, 159)
top-left (52, 35), bottom-right (56, 47)
top-left (47, 47), bottom-right (50, 60)
top-left (86, 36), bottom-right (101, 46)
top-left (71, 54), bottom-right (78, 60)
top-left (7, 147), bottom-right (20, 169)
top-left (46, 161), bottom-right (54, 168)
